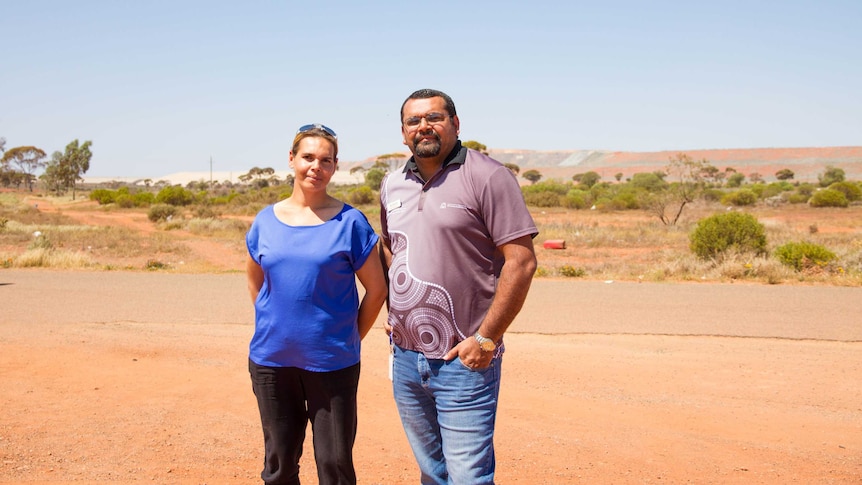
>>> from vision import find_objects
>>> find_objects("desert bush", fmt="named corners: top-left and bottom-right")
top-left (785, 192), bottom-right (810, 204)
top-left (809, 189), bottom-right (848, 208)
top-left (796, 183), bottom-right (816, 197)
top-left (133, 192), bottom-right (156, 207)
top-left (558, 265), bottom-right (586, 277)
top-left (348, 186), bottom-right (375, 205)
top-left (761, 182), bottom-right (792, 199)
top-left (115, 193), bottom-right (136, 208)
top-left (155, 186), bottom-right (195, 206)
top-left (525, 191), bottom-right (562, 207)
top-left (563, 189), bottom-right (589, 209)
top-left (522, 179), bottom-right (572, 196)
top-left (701, 188), bottom-right (724, 202)
top-left (774, 241), bottom-right (837, 271)
top-left (148, 203), bottom-right (179, 222)
top-left (726, 173), bottom-right (745, 188)
top-left (721, 189), bottom-right (757, 207)
top-left (89, 189), bottom-right (117, 205)
top-left (828, 181), bottom-right (861, 202)
top-left (13, 248), bottom-right (93, 269)
top-left (690, 212), bottom-right (767, 260)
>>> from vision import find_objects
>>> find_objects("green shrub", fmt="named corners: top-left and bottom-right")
top-left (785, 192), bottom-right (810, 204)
top-left (147, 203), bottom-right (179, 222)
top-left (796, 183), bottom-right (816, 197)
top-left (558, 265), bottom-right (586, 277)
top-left (522, 179), bottom-right (572, 195)
top-left (155, 186), bottom-right (195, 206)
top-left (563, 189), bottom-right (589, 209)
top-left (115, 194), bottom-right (135, 208)
top-left (809, 189), bottom-right (848, 208)
top-left (761, 182), bottom-right (791, 199)
top-left (721, 189), bottom-right (757, 207)
top-left (610, 191), bottom-right (640, 209)
top-left (348, 186), bottom-right (374, 205)
top-left (90, 189), bottom-right (117, 205)
top-left (524, 191), bottom-right (562, 207)
top-left (827, 181), bottom-right (861, 202)
top-left (701, 188), bottom-right (724, 202)
top-left (774, 241), bottom-right (836, 271)
top-left (133, 192), bottom-right (156, 207)
top-left (690, 212), bottom-right (767, 260)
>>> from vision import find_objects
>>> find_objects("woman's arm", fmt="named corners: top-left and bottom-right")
top-left (246, 255), bottom-right (264, 305)
top-left (355, 242), bottom-right (388, 340)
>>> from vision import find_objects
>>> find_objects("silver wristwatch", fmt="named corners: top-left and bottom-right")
top-left (473, 332), bottom-right (496, 352)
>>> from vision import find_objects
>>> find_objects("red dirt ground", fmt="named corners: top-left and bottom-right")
top-left (1, 198), bottom-right (860, 484)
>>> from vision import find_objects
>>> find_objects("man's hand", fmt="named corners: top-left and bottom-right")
top-left (444, 336), bottom-right (493, 369)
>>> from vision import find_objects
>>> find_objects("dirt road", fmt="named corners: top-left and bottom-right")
top-left (1, 270), bottom-right (860, 483)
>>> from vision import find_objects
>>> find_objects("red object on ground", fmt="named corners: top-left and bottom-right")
top-left (543, 239), bottom-right (566, 249)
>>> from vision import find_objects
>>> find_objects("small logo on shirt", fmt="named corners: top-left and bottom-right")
top-left (440, 203), bottom-right (469, 210)
top-left (387, 199), bottom-right (403, 212)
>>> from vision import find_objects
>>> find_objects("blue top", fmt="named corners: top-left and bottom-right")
top-left (246, 203), bottom-right (379, 371)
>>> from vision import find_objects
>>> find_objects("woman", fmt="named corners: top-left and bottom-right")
top-left (245, 124), bottom-right (387, 485)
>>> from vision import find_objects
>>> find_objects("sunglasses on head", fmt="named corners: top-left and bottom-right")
top-left (297, 123), bottom-right (337, 139)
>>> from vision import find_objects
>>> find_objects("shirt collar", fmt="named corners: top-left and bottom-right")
top-left (403, 140), bottom-right (466, 174)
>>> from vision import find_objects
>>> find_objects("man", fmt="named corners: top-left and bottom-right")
top-left (379, 88), bottom-right (538, 484)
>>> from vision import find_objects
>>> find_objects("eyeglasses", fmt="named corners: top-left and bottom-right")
top-left (297, 123), bottom-right (337, 139)
top-left (402, 112), bottom-right (448, 129)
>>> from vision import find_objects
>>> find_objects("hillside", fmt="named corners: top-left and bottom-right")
top-left (83, 146), bottom-right (862, 186)
top-left (485, 146), bottom-right (862, 183)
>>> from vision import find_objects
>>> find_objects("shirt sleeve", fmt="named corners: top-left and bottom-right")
top-left (348, 208), bottom-right (380, 271)
top-left (480, 165), bottom-right (538, 246)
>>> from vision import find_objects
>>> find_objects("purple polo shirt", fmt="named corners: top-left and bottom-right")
top-left (380, 142), bottom-right (537, 358)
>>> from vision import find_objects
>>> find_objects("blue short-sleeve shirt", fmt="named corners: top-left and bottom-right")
top-left (246, 204), bottom-right (379, 371)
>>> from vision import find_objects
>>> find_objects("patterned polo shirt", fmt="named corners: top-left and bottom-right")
top-left (380, 142), bottom-right (538, 358)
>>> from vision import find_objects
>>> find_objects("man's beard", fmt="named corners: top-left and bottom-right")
top-left (413, 134), bottom-right (441, 158)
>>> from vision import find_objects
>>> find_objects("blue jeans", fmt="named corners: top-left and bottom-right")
top-left (392, 345), bottom-right (502, 485)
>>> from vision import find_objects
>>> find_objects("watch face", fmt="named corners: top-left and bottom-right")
top-left (480, 340), bottom-right (496, 352)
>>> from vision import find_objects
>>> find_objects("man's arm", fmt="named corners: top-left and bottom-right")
top-left (443, 234), bottom-right (537, 364)
top-left (378, 240), bottom-right (393, 333)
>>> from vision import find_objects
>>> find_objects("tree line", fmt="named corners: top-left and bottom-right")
top-left (0, 137), bottom-right (93, 199)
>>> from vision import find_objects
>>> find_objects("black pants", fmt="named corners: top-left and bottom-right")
top-left (249, 360), bottom-right (361, 485)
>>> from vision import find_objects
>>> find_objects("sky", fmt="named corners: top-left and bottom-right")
top-left (2, 0), bottom-right (860, 178)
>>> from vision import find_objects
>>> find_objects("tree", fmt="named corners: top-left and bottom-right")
top-left (462, 140), bottom-right (488, 155)
top-left (1, 146), bottom-right (47, 191)
top-left (818, 166), bottom-right (845, 187)
top-left (699, 163), bottom-right (724, 185)
top-left (749, 172), bottom-right (763, 184)
top-left (574, 171), bottom-right (601, 188)
top-left (364, 168), bottom-right (386, 190)
top-left (630, 172), bottom-right (667, 192)
top-left (522, 169), bottom-right (542, 184)
top-left (775, 168), bottom-right (795, 181)
top-left (643, 153), bottom-right (706, 226)
top-left (614, 172), bottom-right (623, 182)
top-left (0, 137), bottom-right (6, 153)
top-left (374, 153), bottom-right (408, 173)
top-left (41, 140), bottom-right (93, 199)
top-left (726, 172), bottom-right (745, 188)
top-left (503, 163), bottom-right (520, 175)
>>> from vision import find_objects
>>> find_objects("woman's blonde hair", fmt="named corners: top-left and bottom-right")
top-left (292, 125), bottom-right (338, 158)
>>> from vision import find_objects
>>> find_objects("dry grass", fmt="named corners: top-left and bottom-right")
top-left (2, 191), bottom-right (860, 285)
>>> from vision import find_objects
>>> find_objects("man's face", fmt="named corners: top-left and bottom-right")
top-left (401, 97), bottom-right (460, 160)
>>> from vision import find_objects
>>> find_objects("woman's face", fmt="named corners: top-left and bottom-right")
top-left (289, 136), bottom-right (338, 190)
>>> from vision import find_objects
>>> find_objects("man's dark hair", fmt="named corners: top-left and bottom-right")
top-left (401, 89), bottom-right (457, 119)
